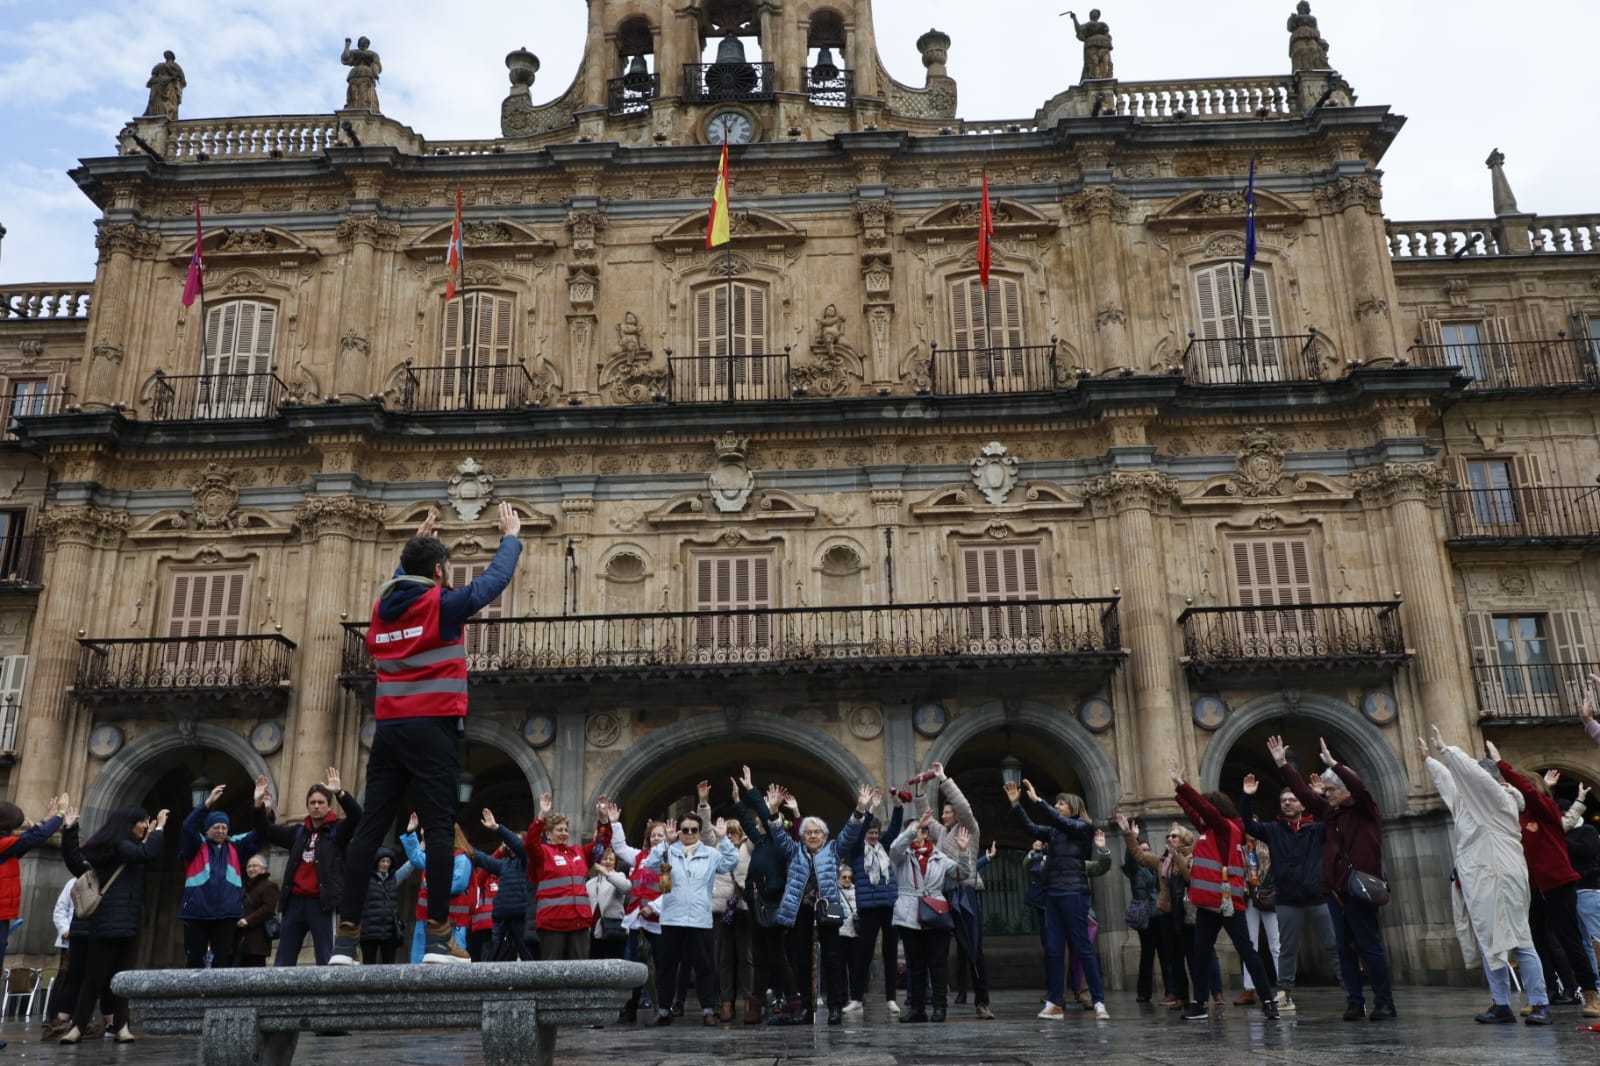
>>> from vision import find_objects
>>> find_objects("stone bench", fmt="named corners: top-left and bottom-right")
top-left (111, 959), bottom-right (646, 1066)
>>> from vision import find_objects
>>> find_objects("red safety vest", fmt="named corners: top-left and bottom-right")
top-left (0, 839), bottom-right (21, 920)
top-left (367, 585), bottom-right (468, 720)
top-left (1187, 817), bottom-right (1248, 912)
top-left (530, 836), bottom-right (592, 933)
top-left (415, 851), bottom-right (473, 927)
top-left (471, 867), bottom-right (497, 932)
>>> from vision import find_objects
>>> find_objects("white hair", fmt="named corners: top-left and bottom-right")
top-left (1320, 770), bottom-right (1344, 789)
top-left (799, 816), bottom-right (830, 838)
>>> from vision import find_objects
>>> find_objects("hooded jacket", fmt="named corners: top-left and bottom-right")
top-left (470, 825), bottom-right (530, 921)
top-left (1241, 792), bottom-right (1328, 906)
top-left (358, 848), bottom-right (412, 941)
top-left (842, 806), bottom-right (904, 912)
top-left (1009, 799), bottom-right (1094, 896)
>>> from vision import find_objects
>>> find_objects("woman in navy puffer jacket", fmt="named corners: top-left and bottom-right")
top-left (840, 788), bottom-right (904, 1014)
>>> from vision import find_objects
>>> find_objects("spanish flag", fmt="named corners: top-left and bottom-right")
top-left (444, 186), bottom-right (465, 300)
top-left (706, 144), bottom-right (731, 249)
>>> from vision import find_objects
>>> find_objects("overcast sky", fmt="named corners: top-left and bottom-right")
top-left (2, 0), bottom-right (1596, 284)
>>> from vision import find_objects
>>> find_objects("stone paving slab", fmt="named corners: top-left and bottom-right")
top-left (4, 987), bottom-right (1596, 1064)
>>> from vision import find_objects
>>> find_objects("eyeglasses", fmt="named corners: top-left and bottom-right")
top-left (1166, 833), bottom-right (1182, 839)
top-left (680, 826), bottom-right (700, 834)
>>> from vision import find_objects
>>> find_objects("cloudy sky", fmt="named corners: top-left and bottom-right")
top-left (2, 0), bottom-right (1596, 284)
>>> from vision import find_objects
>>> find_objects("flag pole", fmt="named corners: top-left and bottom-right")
top-left (1232, 259), bottom-right (1245, 383)
top-left (722, 120), bottom-right (734, 403)
top-left (461, 184), bottom-right (478, 410)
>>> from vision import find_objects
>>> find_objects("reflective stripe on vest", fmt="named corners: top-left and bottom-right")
top-left (374, 677), bottom-right (470, 698)
top-left (374, 643), bottom-right (466, 673)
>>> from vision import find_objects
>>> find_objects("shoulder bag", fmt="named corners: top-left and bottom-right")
top-left (70, 864), bottom-right (126, 918)
top-left (1124, 897), bottom-right (1152, 930)
top-left (917, 895), bottom-right (953, 931)
top-left (1347, 868), bottom-right (1390, 907)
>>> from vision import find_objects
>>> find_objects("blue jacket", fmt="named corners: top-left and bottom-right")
top-left (1010, 800), bottom-right (1093, 896)
top-left (1120, 848), bottom-right (1159, 903)
top-left (771, 809), bottom-right (867, 928)
top-left (841, 806), bottom-right (903, 911)
top-left (471, 824), bottom-right (529, 920)
top-left (178, 805), bottom-right (261, 921)
top-left (377, 535), bottom-right (521, 639)
top-left (1240, 793), bottom-right (1327, 907)
top-left (644, 836), bottom-right (739, 928)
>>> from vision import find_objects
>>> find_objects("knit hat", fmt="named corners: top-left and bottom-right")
top-left (205, 811), bottom-right (230, 830)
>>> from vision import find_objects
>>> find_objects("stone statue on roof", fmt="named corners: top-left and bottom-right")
top-left (1065, 9), bottom-right (1113, 82)
top-left (341, 36), bottom-right (382, 112)
top-left (143, 51), bottom-right (185, 119)
top-left (1287, 2), bottom-right (1331, 72)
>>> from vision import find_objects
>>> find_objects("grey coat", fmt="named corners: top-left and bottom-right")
top-left (887, 824), bottom-right (965, 931)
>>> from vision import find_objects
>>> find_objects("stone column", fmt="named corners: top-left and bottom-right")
top-left (1065, 187), bottom-right (1132, 372)
top-left (83, 223), bottom-right (160, 404)
top-left (1314, 175), bottom-right (1402, 363)
top-left (288, 496), bottom-right (385, 813)
top-left (332, 216), bottom-right (400, 399)
top-left (14, 506), bottom-right (130, 811)
top-left (1080, 470), bottom-right (1184, 805)
top-left (1352, 461), bottom-right (1469, 735)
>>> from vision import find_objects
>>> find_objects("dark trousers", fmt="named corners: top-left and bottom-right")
top-left (1532, 881), bottom-right (1598, 995)
top-left (1191, 907), bottom-right (1272, 1006)
top-left (715, 911), bottom-right (752, 1003)
top-left (72, 937), bottom-right (138, 1031)
top-left (750, 921), bottom-right (797, 1003)
top-left (786, 903), bottom-right (848, 1010)
top-left (949, 885), bottom-right (989, 1005)
top-left (851, 906), bottom-right (899, 1002)
top-left (1327, 893), bottom-right (1393, 1009)
top-left (360, 938), bottom-right (399, 964)
top-left (467, 927), bottom-right (493, 961)
top-left (901, 927), bottom-right (951, 1012)
top-left (1135, 922), bottom-right (1165, 1000)
top-left (540, 928), bottom-right (591, 961)
top-left (1160, 910), bottom-right (1198, 1002)
top-left (1044, 892), bottom-right (1103, 1006)
top-left (339, 716), bottom-right (460, 928)
top-left (625, 929), bottom-right (660, 1011)
top-left (493, 917), bottom-right (532, 960)
top-left (655, 925), bottom-right (716, 1014)
top-left (275, 894), bottom-right (334, 966)
top-left (594, 933), bottom-right (627, 960)
top-left (182, 917), bottom-right (237, 968)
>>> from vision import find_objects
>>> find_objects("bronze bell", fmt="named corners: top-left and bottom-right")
top-left (713, 34), bottom-right (747, 65)
top-left (811, 46), bottom-right (839, 83)
top-left (623, 54), bottom-right (651, 90)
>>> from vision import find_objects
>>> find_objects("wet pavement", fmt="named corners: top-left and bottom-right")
top-left (5, 986), bottom-right (1597, 1063)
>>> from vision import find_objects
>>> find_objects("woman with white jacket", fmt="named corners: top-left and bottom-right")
top-left (643, 812), bottom-right (739, 1026)
top-left (588, 848), bottom-right (632, 960)
top-left (890, 808), bottom-right (971, 1023)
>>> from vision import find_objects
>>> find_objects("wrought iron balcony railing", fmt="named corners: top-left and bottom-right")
top-left (148, 371), bottom-right (288, 421)
top-left (398, 360), bottom-right (539, 412)
top-left (73, 634), bottom-right (296, 704)
top-left (1473, 659), bottom-right (1598, 722)
top-left (667, 353), bottom-right (792, 403)
top-left (1405, 336), bottom-right (1597, 391)
top-left (682, 62), bottom-right (774, 103)
top-left (1183, 331), bottom-right (1322, 384)
top-left (1179, 601), bottom-right (1406, 677)
top-left (1444, 486), bottom-right (1600, 546)
top-left (803, 66), bottom-right (853, 108)
top-left (607, 72), bottom-right (659, 116)
top-left (4, 390), bottom-right (74, 438)
top-left (339, 597), bottom-right (1123, 685)
top-left (0, 535), bottom-right (44, 589)
top-left (928, 344), bottom-right (1058, 396)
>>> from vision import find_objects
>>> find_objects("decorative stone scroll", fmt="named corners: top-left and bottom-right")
top-left (1350, 461), bottom-right (1446, 506)
top-left (1078, 470), bottom-right (1182, 516)
top-left (293, 496), bottom-right (386, 539)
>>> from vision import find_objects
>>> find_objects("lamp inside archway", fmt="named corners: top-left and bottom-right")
top-left (1000, 755), bottom-right (1023, 788)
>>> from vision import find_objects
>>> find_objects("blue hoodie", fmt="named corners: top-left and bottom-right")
top-left (375, 534), bottom-right (522, 636)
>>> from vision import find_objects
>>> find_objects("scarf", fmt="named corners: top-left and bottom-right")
top-left (910, 838), bottom-right (935, 877)
top-left (863, 840), bottom-right (891, 886)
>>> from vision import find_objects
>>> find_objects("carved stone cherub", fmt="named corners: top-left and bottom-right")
top-left (615, 311), bottom-right (644, 355)
top-left (817, 304), bottom-right (845, 356)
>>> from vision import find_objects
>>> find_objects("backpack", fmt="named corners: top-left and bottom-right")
top-left (70, 865), bottom-right (126, 918)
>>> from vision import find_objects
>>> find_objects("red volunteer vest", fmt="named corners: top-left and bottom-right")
top-left (415, 851), bottom-right (473, 926)
top-left (528, 828), bottom-right (592, 933)
top-left (0, 839), bottom-right (21, 920)
top-left (367, 585), bottom-right (468, 720)
top-left (1188, 817), bottom-right (1248, 912)
top-left (471, 867), bottom-right (497, 932)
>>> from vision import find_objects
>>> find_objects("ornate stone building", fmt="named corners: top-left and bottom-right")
top-left (1, 0), bottom-right (1598, 981)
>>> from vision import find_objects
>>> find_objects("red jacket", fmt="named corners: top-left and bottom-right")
top-left (470, 867), bottom-right (497, 932)
top-left (1499, 761), bottom-right (1580, 891)
top-left (415, 850), bottom-right (473, 926)
top-left (367, 585), bottom-right (468, 720)
top-left (1176, 783), bottom-right (1247, 912)
top-left (525, 819), bottom-right (593, 932)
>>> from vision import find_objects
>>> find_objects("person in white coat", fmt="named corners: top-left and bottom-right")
top-left (1422, 724), bottom-right (1551, 1025)
top-left (643, 812), bottom-right (739, 1026)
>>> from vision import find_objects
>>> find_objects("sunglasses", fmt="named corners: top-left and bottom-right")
top-left (680, 826), bottom-right (700, 834)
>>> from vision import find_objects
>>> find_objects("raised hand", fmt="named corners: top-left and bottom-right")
top-left (538, 792), bottom-right (553, 816)
top-left (953, 825), bottom-right (972, 851)
top-left (917, 807), bottom-right (935, 828)
top-left (205, 784), bottom-right (226, 809)
top-left (664, 817), bottom-right (678, 843)
top-left (253, 774), bottom-right (272, 808)
top-left (1093, 829), bottom-right (1106, 849)
top-left (1002, 781), bottom-right (1021, 805)
top-left (1580, 782), bottom-right (1592, 804)
top-left (697, 780), bottom-right (712, 804)
top-left (1114, 811), bottom-right (1130, 833)
top-left (64, 806), bottom-right (79, 829)
top-left (324, 767), bottom-right (342, 794)
top-left (856, 783), bottom-right (873, 811)
top-left (739, 764), bottom-right (754, 791)
top-left (153, 809), bottom-right (170, 829)
top-left (498, 501), bottom-right (521, 537)
top-left (1546, 769), bottom-right (1562, 788)
top-left (729, 778), bottom-right (741, 803)
top-left (986, 840), bottom-right (997, 860)
top-left (1430, 723), bottom-right (1447, 754)
top-left (416, 509), bottom-right (437, 538)
top-left (1416, 736), bottom-right (1429, 761)
top-left (407, 811), bottom-right (419, 833)
top-left (869, 786), bottom-right (883, 810)
top-left (1242, 773), bottom-right (1259, 796)
top-left (600, 800), bottom-right (620, 824)
top-left (1168, 761), bottom-right (1185, 786)
top-left (1485, 740), bottom-right (1501, 765)
top-left (1317, 738), bottom-right (1336, 769)
top-left (481, 808), bottom-right (498, 831)
top-left (1022, 777), bottom-right (1040, 804)
top-left (931, 761), bottom-right (946, 782)
top-left (779, 787), bottom-right (797, 813)
top-left (1582, 684), bottom-right (1595, 723)
top-left (714, 816), bottom-right (727, 838)
top-left (764, 784), bottom-right (783, 813)
top-left (1266, 735), bottom-right (1289, 767)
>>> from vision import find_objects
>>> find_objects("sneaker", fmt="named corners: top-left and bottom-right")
top-left (115, 1025), bottom-right (137, 1043)
top-left (975, 1005), bottom-right (996, 1020)
top-left (1094, 1002), bottom-right (1111, 1021)
top-left (1276, 992), bottom-right (1296, 1013)
top-left (1182, 1002), bottom-right (1209, 1021)
top-left (421, 919), bottom-right (472, 965)
top-left (1525, 1005), bottom-right (1553, 1026)
top-left (1343, 1003), bottom-right (1366, 1022)
top-left (1037, 1003), bottom-right (1066, 1020)
top-left (1475, 1004), bottom-right (1516, 1024)
top-left (886, 1000), bottom-right (900, 1015)
top-left (1261, 1000), bottom-right (1280, 1021)
top-left (329, 921), bottom-right (361, 966)
top-left (1369, 1003), bottom-right (1397, 1022)
top-left (842, 1000), bottom-right (863, 1014)
top-left (1584, 990), bottom-right (1600, 1018)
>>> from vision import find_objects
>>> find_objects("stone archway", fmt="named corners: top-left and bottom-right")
top-left (1196, 692), bottom-right (1409, 818)
top-left (81, 722), bottom-right (275, 831)
top-left (463, 715), bottom-right (553, 799)
top-left (920, 700), bottom-right (1121, 821)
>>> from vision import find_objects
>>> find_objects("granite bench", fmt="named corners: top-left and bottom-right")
top-left (110, 959), bottom-right (646, 1066)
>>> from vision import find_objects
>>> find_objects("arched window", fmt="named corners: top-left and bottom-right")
top-left (438, 291), bottom-right (515, 409)
top-left (1190, 263), bottom-right (1283, 382)
top-left (200, 299), bottom-right (277, 417)
top-left (610, 17), bottom-right (657, 115)
top-left (805, 11), bottom-right (849, 107)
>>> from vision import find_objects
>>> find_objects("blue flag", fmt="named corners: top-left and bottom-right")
top-left (1242, 155), bottom-right (1258, 285)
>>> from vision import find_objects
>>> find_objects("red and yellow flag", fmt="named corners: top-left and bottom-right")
top-left (977, 173), bottom-right (995, 291)
top-left (706, 144), bottom-right (731, 249)
top-left (445, 186), bottom-right (465, 299)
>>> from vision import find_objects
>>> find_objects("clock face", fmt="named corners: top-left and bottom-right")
top-left (706, 110), bottom-right (755, 145)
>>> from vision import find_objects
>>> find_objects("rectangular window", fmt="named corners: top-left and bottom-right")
top-left (1464, 458), bottom-right (1518, 526)
top-left (948, 277), bottom-right (1026, 384)
top-left (688, 282), bottom-right (770, 400)
top-left (438, 292), bottom-right (515, 409)
top-left (201, 300), bottom-right (278, 417)
top-left (1492, 614), bottom-right (1556, 696)
top-left (1191, 263), bottom-right (1280, 381)
top-left (163, 570), bottom-right (247, 680)
top-left (0, 655), bottom-right (24, 751)
top-left (959, 543), bottom-right (1044, 646)
top-left (8, 379), bottom-right (48, 420)
top-left (1228, 536), bottom-right (1319, 648)
top-left (1439, 322), bottom-right (1487, 380)
top-left (691, 553), bottom-right (773, 658)
top-left (449, 561), bottom-right (506, 665)
top-left (0, 510), bottom-right (26, 583)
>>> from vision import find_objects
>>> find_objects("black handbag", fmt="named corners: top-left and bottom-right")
top-left (263, 916), bottom-right (281, 940)
top-left (1347, 868), bottom-right (1390, 907)
top-left (814, 897), bottom-right (845, 929)
top-left (917, 896), bottom-right (953, 931)
top-left (1124, 898), bottom-right (1151, 931)
top-left (600, 916), bottom-right (625, 940)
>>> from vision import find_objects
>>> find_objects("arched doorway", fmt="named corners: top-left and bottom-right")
top-left (81, 724), bottom-right (271, 970)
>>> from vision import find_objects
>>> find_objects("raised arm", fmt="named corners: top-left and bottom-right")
top-left (1270, 736), bottom-right (1331, 818)
top-left (934, 763), bottom-right (979, 835)
top-left (1114, 813), bottom-right (1162, 872)
top-left (1239, 776), bottom-right (1272, 840)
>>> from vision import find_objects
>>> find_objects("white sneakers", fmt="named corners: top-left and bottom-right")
top-left (1094, 1002), bottom-right (1111, 1021)
top-left (1037, 1003), bottom-right (1066, 1020)
top-left (886, 1000), bottom-right (900, 1014)
top-left (842, 1000), bottom-right (863, 1014)
top-left (1276, 991), bottom-right (1296, 1013)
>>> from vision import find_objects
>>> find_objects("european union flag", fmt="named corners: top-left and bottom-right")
top-left (1242, 154), bottom-right (1258, 285)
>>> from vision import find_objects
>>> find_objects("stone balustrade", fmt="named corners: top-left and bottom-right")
top-left (1109, 76), bottom-right (1297, 120)
top-left (1385, 221), bottom-right (1500, 259)
top-left (162, 116), bottom-right (342, 161)
top-left (1528, 215), bottom-right (1600, 253)
top-left (0, 284), bottom-right (92, 319)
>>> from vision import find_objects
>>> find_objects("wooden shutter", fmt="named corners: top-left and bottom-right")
top-left (950, 278), bottom-right (980, 353)
top-left (1551, 611), bottom-right (1592, 714)
top-left (960, 543), bottom-right (1044, 645)
top-left (450, 561), bottom-right (505, 664)
top-left (1193, 264), bottom-right (1278, 381)
top-left (1463, 611), bottom-right (1495, 712)
top-left (1192, 264), bottom-right (1235, 378)
top-left (0, 655), bottom-right (24, 750)
top-left (692, 553), bottom-right (773, 657)
top-left (201, 300), bottom-right (276, 416)
top-left (441, 294), bottom-right (514, 407)
top-left (165, 570), bottom-right (246, 678)
top-left (1512, 453), bottom-right (1547, 533)
top-left (1229, 536), bottom-right (1317, 648)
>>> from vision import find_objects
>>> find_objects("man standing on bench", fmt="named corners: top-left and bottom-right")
top-left (332, 503), bottom-right (523, 966)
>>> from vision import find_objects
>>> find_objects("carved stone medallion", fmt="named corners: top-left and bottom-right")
top-left (707, 433), bottom-right (755, 513)
top-left (191, 464), bottom-right (241, 530)
top-left (1232, 428), bottom-right (1286, 497)
top-left (447, 458), bottom-right (495, 521)
top-left (969, 442), bottom-right (1020, 506)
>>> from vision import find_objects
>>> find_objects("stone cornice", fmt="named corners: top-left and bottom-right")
top-left (293, 496), bottom-right (387, 539)
top-left (37, 505), bottom-right (131, 548)
top-left (94, 223), bottom-right (163, 262)
top-left (1350, 461), bottom-right (1446, 506)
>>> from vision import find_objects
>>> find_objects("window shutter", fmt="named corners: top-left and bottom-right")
top-left (0, 654), bottom-right (25, 750)
top-left (747, 286), bottom-right (767, 356)
top-left (949, 278), bottom-right (978, 353)
top-left (450, 562), bottom-right (505, 663)
top-left (1192, 265), bottom-right (1233, 377)
top-left (165, 570), bottom-right (247, 676)
top-left (1545, 611), bottom-right (1589, 713)
top-left (1417, 317), bottom-right (1443, 351)
top-left (1511, 453), bottom-right (1548, 532)
top-left (1463, 611), bottom-right (1495, 711)
top-left (1486, 316), bottom-right (1515, 386)
top-left (691, 553), bottom-right (773, 656)
top-left (1229, 536), bottom-right (1318, 645)
top-left (960, 544), bottom-right (1043, 643)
